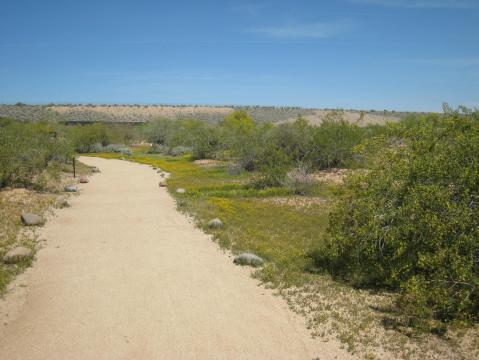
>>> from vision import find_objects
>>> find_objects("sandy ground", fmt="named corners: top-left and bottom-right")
top-left (0, 157), bottom-right (353, 360)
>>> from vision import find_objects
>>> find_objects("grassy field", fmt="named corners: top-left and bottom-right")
top-left (89, 148), bottom-right (478, 360)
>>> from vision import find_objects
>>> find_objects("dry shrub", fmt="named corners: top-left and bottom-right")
top-left (282, 165), bottom-right (316, 195)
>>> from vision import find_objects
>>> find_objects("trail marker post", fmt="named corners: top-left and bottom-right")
top-left (73, 157), bottom-right (76, 178)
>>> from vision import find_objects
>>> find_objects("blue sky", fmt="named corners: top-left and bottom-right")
top-left (0, 0), bottom-right (478, 111)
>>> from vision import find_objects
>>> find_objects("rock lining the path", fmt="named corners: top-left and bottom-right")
top-left (21, 212), bottom-right (45, 226)
top-left (64, 185), bottom-right (77, 192)
top-left (3, 247), bottom-right (33, 264)
top-left (208, 218), bottom-right (224, 229)
top-left (233, 253), bottom-right (264, 267)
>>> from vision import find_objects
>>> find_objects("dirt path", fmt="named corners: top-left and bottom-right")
top-left (0, 157), bottom-right (351, 360)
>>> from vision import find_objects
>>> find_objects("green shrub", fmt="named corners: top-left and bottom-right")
top-left (308, 117), bottom-right (365, 169)
top-left (69, 123), bottom-right (110, 152)
top-left (312, 109), bottom-right (479, 322)
top-left (264, 117), bottom-right (314, 165)
top-left (0, 120), bottom-right (73, 189)
top-left (147, 143), bottom-right (169, 154)
top-left (143, 118), bottom-right (174, 145)
top-left (220, 110), bottom-right (261, 170)
top-left (169, 145), bottom-right (192, 156)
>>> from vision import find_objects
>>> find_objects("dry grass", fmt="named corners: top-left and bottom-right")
top-left (312, 168), bottom-right (349, 185)
top-left (261, 196), bottom-right (327, 209)
top-left (193, 159), bottom-right (228, 168)
top-left (282, 277), bottom-right (479, 360)
top-left (0, 188), bottom-right (57, 292)
top-left (0, 160), bottom-right (92, 293)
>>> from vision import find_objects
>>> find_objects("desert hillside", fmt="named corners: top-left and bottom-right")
top-left (0, 104), bottom-right (406, 125)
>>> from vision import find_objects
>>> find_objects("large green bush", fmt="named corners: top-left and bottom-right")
top-left (313, 109), bottom-right (479, 322)
top-left (0, 119), bottom-right (73, 189)
top-left (69, 123), bottom-right (110, 152)
top-left (309, 117), bottom-right (365, 169)
top-left (219, 110), bottom-right (263, 170)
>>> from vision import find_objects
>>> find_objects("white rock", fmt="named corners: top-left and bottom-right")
top-left (208, 218), bottom-right (224, 229)
top-left (3, 247), bottom-right (33, 264)
top-left (233, 253), bottom-right (264, 267)
top-left (21, 213), bottom-right (45, 226)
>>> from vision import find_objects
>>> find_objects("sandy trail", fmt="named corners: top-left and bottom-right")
top-left (0, 157), bottom-right (351, 360)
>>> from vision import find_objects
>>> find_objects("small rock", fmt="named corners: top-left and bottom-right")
top-left (21, 212), bottom-right (45, 226)
top-left (153, 167), bottom-right (157, 170)
top-left (159, 181), bottom-right (167, 187)
top-left (3, 247), bottom-right (33, 264)
top-left (79, 176), bottom-right (89, 183)
top-left (160, 173), bottom-right (165, 178)
top-left (157, 170), bottom-right (162, 174)
top-left (58, 199), bottom-right (70, 208)
top-left (208, 218), bottom-right (224, 229)
top-left (64, 185), bottom-right (77, 192)
top-left (176, 188), bottom-right (186, 194)
top-left (91, 166), bottom-right (100, 173)
top-left (233, 253), bottom-right (264, 267)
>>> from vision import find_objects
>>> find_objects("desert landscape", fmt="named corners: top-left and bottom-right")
top-left (1, 0), bottom-right (477, 359)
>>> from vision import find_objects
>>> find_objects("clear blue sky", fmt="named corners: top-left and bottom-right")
top-left (0, 0), bottom-right (478, 111)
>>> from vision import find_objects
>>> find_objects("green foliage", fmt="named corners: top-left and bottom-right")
top-left (169, 119), bottom-right (219, 159)
top-left (143, 118), bottom-right (219, 159)
top-left (309, 118), bottom-right (365, 169)
top-left (0, 119), bottom-right (73, 189)
top-left (263, 117), bottom-right (315, 164)
top-left (69, 123), bottom-right (110, 152)
top-left (249, 144), bottom-right (290, 189)
top-left (220, 110), bottom-right (261, 169)
top-left (313, 109), bottom-right (479, 322)
top-left (143, 118), bottom-right (174, 145)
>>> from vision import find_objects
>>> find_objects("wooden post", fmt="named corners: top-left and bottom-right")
top-left (73, 157), bottom-right (76, 178)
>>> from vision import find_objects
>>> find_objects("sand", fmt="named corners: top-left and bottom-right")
top-left (0, 157), bottom-right (352, 360)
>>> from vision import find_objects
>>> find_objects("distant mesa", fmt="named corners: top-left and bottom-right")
top-left (0, 104), bottom-right (405, 126)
